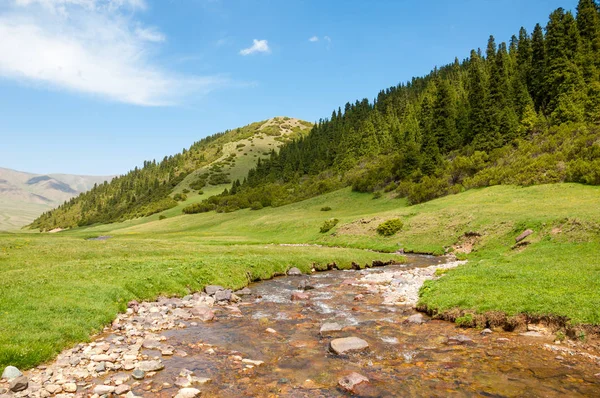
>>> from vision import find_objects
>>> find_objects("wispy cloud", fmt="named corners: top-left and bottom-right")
top-left (0, 0), bottom-right (228, 106)
top-left (308, 36), bottom-right (319, 42)
top-left (239, 39), bottom-right (270, 56)
top-left (134, 25), bottom-right (165, 43)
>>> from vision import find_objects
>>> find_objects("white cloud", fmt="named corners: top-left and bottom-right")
top-left (0, 0), bottom-right (227, 106)
top-left (239, 39), bottom-right (270, 56)
top-left (308, 36), bottom-right (319, 42)
top-left (135, 25), bottom-right (165, 42)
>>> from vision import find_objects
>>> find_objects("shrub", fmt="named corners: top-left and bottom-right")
top-left (376, 218), bottom-right (403, 236)
top-left (250, 201), bottom-right (263, 210)
top-left (320, 206), bottom-right (332, 211)
top-left (173, 193), bottom-right (187, 201)
top-left (182, 189), bottom-right (190, 194)
top-left (372, 191), bottom-right (382, 199)
top-left (320, 218), bottom-right (339, 233)
top-left (158, 215), bottom-right (167, 220)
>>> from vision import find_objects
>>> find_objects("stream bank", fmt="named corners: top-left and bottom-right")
top-left (1, 255), bottom-right (599, 397)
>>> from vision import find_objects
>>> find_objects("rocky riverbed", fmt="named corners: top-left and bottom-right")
top-left (1, 255), bottom-right (599, 397)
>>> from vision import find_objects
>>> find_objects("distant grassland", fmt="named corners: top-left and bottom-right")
top-left (1, 183), bottom-right (600, 369)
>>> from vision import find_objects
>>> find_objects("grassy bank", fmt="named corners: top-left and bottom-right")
top-left (2, 183), bottom-right (599, 369)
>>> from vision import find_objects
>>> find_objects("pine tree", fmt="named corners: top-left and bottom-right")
top-left (467, 50), bottom-right (489, 144)
top-left (530, 24), bottom-right (547, 112)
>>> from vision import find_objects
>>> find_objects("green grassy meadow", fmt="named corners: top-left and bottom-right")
top-left (1, 183), bottom-right (600, 369)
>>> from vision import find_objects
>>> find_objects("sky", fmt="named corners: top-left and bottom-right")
top-left (0, 0), bottom-right (579, 176)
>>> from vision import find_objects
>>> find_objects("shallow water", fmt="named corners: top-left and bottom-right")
top-left (129, 255), bottom-right (600, 397)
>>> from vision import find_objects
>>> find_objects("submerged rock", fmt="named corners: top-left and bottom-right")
top-left (291, 292), bottom-right (310, 301)
top-left (330, 337), bottom-right (369, 354)
top-left (1, 366), bottom-right (22, 380)
top-left (132, 369), bottom-right (146, 380)
top-left (235, 287), bottom-right (252, 296)
top-left (174, 387), bottom-right (201, 398)
top-left (320, 322), bottom-right (343, 334)
top-left (338, 372), bottom-right (369, 392)
top-left (407, 313), bottom-right (425, 324)
top-left (447, 335), bottom-right (475, 345)
top-left (138, 360), bottom-right (164, 372)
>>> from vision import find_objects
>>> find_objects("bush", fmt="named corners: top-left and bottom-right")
top-left (372, 191), bottom-right (382, 199)
top-left (250, 201), bottom-right (263, 210)
top-left (182, 189), bottom-right (190, 194)
top-left (158, 215), bottom-right (167, 220)
top-left (320, 218), bottom-right (339, 233)
top-left (376, 218), bottom-right (403, 236)
top-left (173, 193), bottom-right (187, 201)
top-left (320, 206), bottom-right (332, 211)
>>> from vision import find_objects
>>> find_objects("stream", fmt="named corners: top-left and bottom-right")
top-left (5, 255), bottom-right (600, 397)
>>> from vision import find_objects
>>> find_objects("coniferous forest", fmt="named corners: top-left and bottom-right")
top-left (33, 1), bottom-right (600, 226)
top-left (189, 1), bottom-right (600, 214)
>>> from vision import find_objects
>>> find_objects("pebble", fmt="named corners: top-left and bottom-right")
top-left (330, 337), bottom-right (369, 354)
top-left (115, 384), bottom-right (131, 394)
top-left (265, 328), bottom-right (277, 334)
top-left (63, 383), bottom-right (77, 393)
top-left (93, 385), bottom-right (115, 395)
top-left (45, 384), bottom-right (62, 394)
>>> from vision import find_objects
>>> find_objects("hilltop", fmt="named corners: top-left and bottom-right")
top-left (0, 168), bottom-right (111, 231)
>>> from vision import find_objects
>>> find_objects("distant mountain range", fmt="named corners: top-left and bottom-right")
top-left (0, 167), bottom-right (112, 231)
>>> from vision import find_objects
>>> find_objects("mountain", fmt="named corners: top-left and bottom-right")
top-left (29, 117), bottom-right (312, 231)
top-left (0, 168), bottom-right (112, 231)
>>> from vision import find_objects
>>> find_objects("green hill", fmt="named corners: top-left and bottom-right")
top-left (29, 117), bottom-right (312, 231)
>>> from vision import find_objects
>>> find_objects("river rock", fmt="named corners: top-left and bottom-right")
top-left (515, 229), bottom-right (534, 242)
top-left (214, 289), bottom-right (232, 302)
top-left (287, 267), bottom-right (302, 276)
top-left (320, 322), bottom-right (342, 334)
top-left (132, 369), bottom-right (146, 380)
top-left (126, 391), bottom-right (142, 398)
top-left (115, 384), bottom-right (131, 395)
top-left (191, 306), bottom-right (215, 321)
top-left (291, 292), bottom-right (310, 301)
top-left (338, 372), bottom-right (369, 392)
top-left (298, 280), bottom-right (314, 291)
top-left (63, 383), bottom-right (77, 393)
top-left (93, 385), bottom-right (115, 395)
top-left (481, 328), bottom-right (493, 335)
top-left (91, 354), bottom-right (113, 362)
top-left (235, 287), bottom-right (252, 295)
top-left (447, 335), bottom-right (474, 345)
top-left (138, 360), bottom-right (164, 372)
top-left (407, 313), bottom-right (425, 324)
top-left (45, 384), bottom-right (62, 394)
top-left (9, 376), bottom-right (28, 392)
top-left (330, 337), bottom-right (369, 354)
top-left (1, 366), bottom-right (22, 380)
top-left (204, 285), bottom-right (224, 295)
top-left (174, 387), bottom-right (201, 398)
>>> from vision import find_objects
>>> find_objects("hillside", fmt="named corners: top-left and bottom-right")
top-left (29, 117), bottom-right (312, 231)
top-left (0, 168), bottom-right (111, 231)
top-left (195, 2), bottom-right (600, 213)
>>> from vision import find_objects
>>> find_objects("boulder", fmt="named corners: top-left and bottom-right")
top-left (338, 372), bottom-right (369, 392)
top-left (214, 289), bottom-right (232, 302)
top-left (9, 376), bottom-right (28, 392)
top-left (204, 285), bottom-right (224, 296)
top-left (287, 267), bottom-right (302, 276)
top-left (515, 229), bottom-right (534, 243)
top-left (330, 337), bottom-right (369, 354)
top-left (174, 387), bottom-right (202, 398)
top-left (1, 366), bottom-right (22, 380)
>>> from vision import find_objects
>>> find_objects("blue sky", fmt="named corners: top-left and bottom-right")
top-left (0, 0), bottom-right (578, 176)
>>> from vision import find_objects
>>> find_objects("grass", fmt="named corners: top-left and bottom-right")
top-left (1, 183), bottom-right (600, 369)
